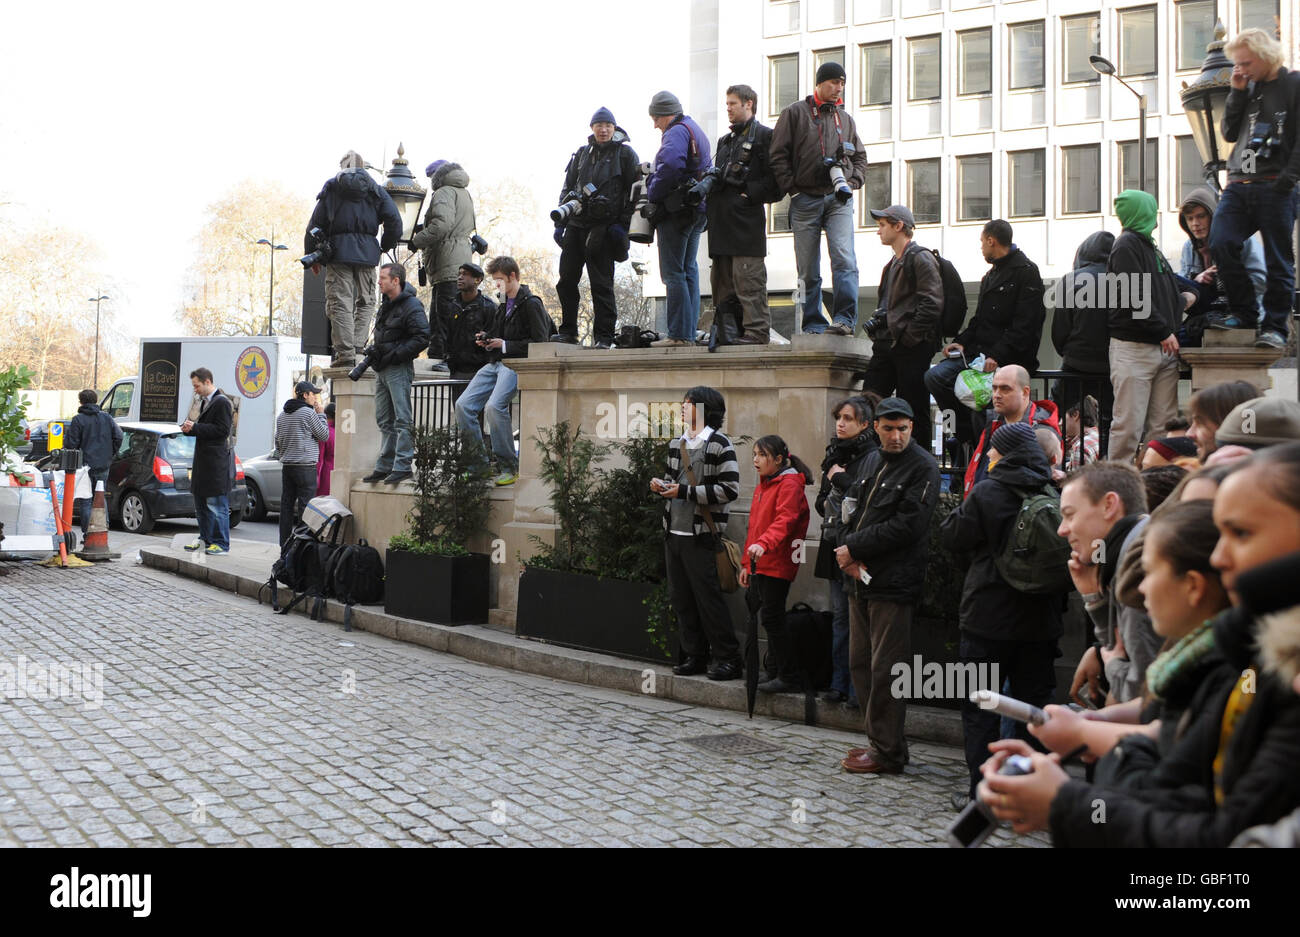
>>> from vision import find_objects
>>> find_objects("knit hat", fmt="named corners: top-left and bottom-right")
top-left (590, 106), bottom-right (616, 126)
top-left (991, 421), bottom-right (1037, 456)
top-left (424, 159), bottom-right (448, 178)
top-left (815, 61), bottom-right (847, 84)
top-left (340, 150), bottom-right (366, 170)
top-left (648, 91), bottom-right (683, 117)
top-left (1146, 436), bottom-right (1198, 462)
top-left (1215, 397), bottom-right (1300, 449)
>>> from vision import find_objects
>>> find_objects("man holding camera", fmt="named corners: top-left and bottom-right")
top-left (770, 61), bottom-right (867, 336)
top-left (645, 91), bottom-right (712, 348)
top-left (446, 263), bottom-right (497, 382)
top-left (360, 263), bottom-right (430, 487)
top-left (1208, 28), bottom-right (1300, 350)
top-left (553, 108), bottom-right (640, 349)
top-left (455, 256), bottom-right (555, 486)
top-left (705, 84), bottom-right (782, 346)
top-left (305, 150), bottom-right (402, 369)
top-left (411, 160), bottom-right (477, 371)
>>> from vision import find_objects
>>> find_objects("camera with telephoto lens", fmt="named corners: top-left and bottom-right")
top-left (551, 183), bottom-right (599, 225)
top-left (300, 226), bottom-right (333, 268)
top-left (864, 310), bottom-right (889, 342)
top-left (824, 142), bottom-right (855, 202)
top-left (1247, 120), bottom-right (1282, 162)
top-left (946, 754), bottom-right (1034, 848)
top-left (348, 346), bottom-right (378, 381)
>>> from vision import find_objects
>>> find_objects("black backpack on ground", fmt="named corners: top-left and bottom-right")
top-left (323, 539), bottom-right (385, 631)
top-left (761, 602), bottom-right (834, 725)
top-left (261, 519), bottom-right (345, 622)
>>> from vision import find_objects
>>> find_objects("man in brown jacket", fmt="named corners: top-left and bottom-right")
top-left (862, 205), bottom-right (942, 424)
top-left (769, 62), bottom-right (868, 336)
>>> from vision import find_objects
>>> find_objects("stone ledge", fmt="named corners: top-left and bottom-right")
top-left (140, 547), bottom-right (962, 746)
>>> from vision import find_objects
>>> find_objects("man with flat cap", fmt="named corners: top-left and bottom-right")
top-left (446, 262), bottom-right (498, 383)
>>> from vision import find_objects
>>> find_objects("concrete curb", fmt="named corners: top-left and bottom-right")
top-left (142, 547), bottom-right (963, 747)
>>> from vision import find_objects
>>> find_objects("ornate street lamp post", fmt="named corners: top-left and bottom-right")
top-left (1179, 21), bottom-right (1234, 192)
top-left (383, 143), bottom-right (427, 253)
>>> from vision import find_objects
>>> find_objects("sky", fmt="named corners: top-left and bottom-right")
top-left (0, 0), bottom-right (689, 339)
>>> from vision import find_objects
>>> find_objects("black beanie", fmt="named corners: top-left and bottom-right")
top-left (816, 61), bottom-right (846, 84)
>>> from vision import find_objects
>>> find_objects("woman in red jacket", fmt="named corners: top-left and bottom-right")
top-left (741, 435), bottom-right (814, 693)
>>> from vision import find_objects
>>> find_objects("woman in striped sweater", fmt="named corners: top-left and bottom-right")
top-left (652, 386), bottom-right (743, 681)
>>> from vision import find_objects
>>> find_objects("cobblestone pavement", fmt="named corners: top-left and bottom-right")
top-left (0, 562), bottom-right (1049, 847)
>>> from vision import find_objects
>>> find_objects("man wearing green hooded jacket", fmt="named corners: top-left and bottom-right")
top-left (1106, 190), bottom-right (1196, 465)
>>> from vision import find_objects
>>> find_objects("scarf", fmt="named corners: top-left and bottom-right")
top-left (1144, 619), bottom-right (1217, 700)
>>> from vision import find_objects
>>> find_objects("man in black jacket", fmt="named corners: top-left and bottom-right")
top-left (66, 389), bottom-right (123, 537)
top-left (1049, 230), bottom-right (1115, 439)
top-left (455, 256), bottom-right (554, 486)
top-left (706, 84), bottom-right (782, 345)
top-left (181, 367), bottom-right (234, 556)
top-left (360, 263), bottom-right (430, 486)
top-left (305, 150), bottom-right (402, 369)
top-left (925, 220), bottom-right (1044, 451)
top-left (446, 263), bottom-right (497, 382)
top-left (1207, 27), bottom-right (1300, 351)
top-left (941, 421), bottom-right (1064, 801)
top-left (553, 108), bottom-right (640, 348)
top-left (833, 397), bottom-right (940, 774)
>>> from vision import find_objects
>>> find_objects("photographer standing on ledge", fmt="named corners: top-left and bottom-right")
top-left (360, 263), bottom-right (429, 487)
top-left (705, 84), bottom-right (782, 346)
top-left (553, 108), bottom-right (640, 349)
top-left (305, 150), bottom-right (402, 369)
top-left (645, 91), bottom-right (711, 348)
top-left (411, 160), bottom-right (477, 371)
top-left (1208, 28), bottom-right (1300, 351)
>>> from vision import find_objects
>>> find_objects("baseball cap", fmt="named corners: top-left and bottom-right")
top-left (295, 380), bottom-right (321, 396)
top-left (875, 397), bottom-right (914, 420)
top-left (869, 204), bottom-right (916, 227)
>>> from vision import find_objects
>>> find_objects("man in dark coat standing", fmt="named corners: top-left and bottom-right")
top-left (181, 366), bottom-right (233, 556)
top-left (66, 388), bottom-right (123, 537)
top-left (1050, 230), bottom-right (1115, 437)
top-left (705, 84), bottom-right (782, 345)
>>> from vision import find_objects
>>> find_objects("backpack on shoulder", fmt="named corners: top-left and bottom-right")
top-left (995, 486), bottom-right (1073, 594)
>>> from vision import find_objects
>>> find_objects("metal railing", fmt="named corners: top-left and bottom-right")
top-left (410, 379), bottom-right (520, 451)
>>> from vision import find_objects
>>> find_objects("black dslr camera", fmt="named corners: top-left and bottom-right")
top-left (1247, 119), bottom-right (1283, 162)
top-left (864, 310), bottom-right (889, 342)
top-left (348, 346), bottom-right (379, 381)
top-left (300, 226), bottom-right (333, 268)
top-left (824, 142), bottom-right (855, 203)
top-left (551, 183), bottom-right (599, 225)
top-left (469, 233), bottom-right (489, 255)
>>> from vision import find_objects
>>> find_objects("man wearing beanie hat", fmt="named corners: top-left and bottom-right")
top-left (645, 91), bottom-right (712, 347)
top-left (942, 417), bottom-right (1065, 805)
top-left (553, 107), bottom-right (641, 348)
top-left (305, 151), bottom-right (402, 368)
top-left (411, 159), bottom-right (477, 372)
top-left (705, 83), bottom-right (783, 346)
top-left (1215, 396), bottom-right (1300, 450)
top-left (1140, 435), bottom-right (1199, 468)
top-left (770, 61), bottom-right (868, 336)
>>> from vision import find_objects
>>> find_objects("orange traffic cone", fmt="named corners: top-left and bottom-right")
top-left (78, 479), bottom-right (116, 562)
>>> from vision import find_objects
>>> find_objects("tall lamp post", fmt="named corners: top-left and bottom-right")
top-left (1179, 21), bottom-right (1234, 193)
top-left (255, 229), bottom-right (289, 335)
top-left (1090, 54), bottom-right (1148, 196)
top-left (88, 292), bottom-right (109, 391)
top-left (383, 143), bottom-right (427, 256)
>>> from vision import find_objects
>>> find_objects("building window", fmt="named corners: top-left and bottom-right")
top-left (1118, 139), bottom-right (1159, 196)
top-left (766, 0), bottom-right (801, 36)
top-left (770, 195), bottom-right (793, 234)
top-left (1009, 22), bottom-right (1045, 90)
top-left (1119, 6), bottom-right (1158, 78)
top-left (1176, 135), bottom-right (1206, 203)
top-left (957, 29), bottom-right (991, 96)
top-left (1062, 14), bottom-right (1101, 83)
top-left (808, 0), bottom-right (845, 29)
top-left (957, 155), bottom-right (993, 222)
top-left (909, 35), bottom-right (942, 101)
top-left (813, 47), bottom-right (847, 92)
top-left (1177, 0), bottom-right (1216, 70)
top-left (1009, 149), bottom-right (1046, 217)
top-left (863, 163), bottom-right (892, 220)
top-left (908, 158), bottom-right (942, 224)
top-left (860, 41), bottom-right (892, 106)
top-left (1063, 144), bottom-right (1101, 214)
top-left (769, 53), bottom-right (800, 116)
top-left (1238, 0), bottom-right (1280, 35)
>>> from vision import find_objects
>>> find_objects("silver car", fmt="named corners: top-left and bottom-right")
top-left (240, 451), bottom-right (282, 521)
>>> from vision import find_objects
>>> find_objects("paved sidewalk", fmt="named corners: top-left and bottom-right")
top-left (0, 560), bottom-right (1048, 847)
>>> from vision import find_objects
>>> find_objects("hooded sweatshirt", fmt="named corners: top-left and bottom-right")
top-left (275, 398), bottom-right (328, 465)
top-left (1051, 230), bottom-right (1114, 374)
top-left (305, 167), bottom-right (402, 268)
top-left (1106, 190), bottom-right (1181, 345)
top-left (1177, 185), bottom-right (1267, 317)
top-left (411, 163), bottom-right (475, 284)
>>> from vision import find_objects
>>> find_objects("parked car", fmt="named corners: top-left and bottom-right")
top-left (37, 422), bottom-right (247, 534)
top-left (239, 451), bottom-right (282, 522)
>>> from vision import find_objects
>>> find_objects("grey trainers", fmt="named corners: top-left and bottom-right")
top-left (1256, 330), bottom-right (1287, 350)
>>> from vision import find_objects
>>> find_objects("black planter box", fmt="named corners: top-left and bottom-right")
top-left (517, 567), bottom-right (673, 664)
top-left (384, 549), bottom-right (489, 626)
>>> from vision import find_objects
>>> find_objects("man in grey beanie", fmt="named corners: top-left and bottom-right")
top-left (644, 91), bottom-right (712, 347)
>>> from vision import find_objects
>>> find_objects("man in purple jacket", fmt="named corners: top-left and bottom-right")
top-left (644, 91), bottom-right (711, 347)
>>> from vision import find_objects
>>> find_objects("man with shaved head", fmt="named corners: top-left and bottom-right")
top-left (963, 364), bottom-right (1061, 496)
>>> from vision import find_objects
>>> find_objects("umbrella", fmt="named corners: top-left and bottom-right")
top-left (744, 556), bottom-right (760, 718)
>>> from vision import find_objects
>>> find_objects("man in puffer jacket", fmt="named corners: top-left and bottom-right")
top-left (360, 263), bottom-right (430, 486)
top-left (305, 150), bottom-right (402, 369)
top-left (1050, 230), bottom-right (1114, 434)
top-left (411, 160), bottom-right (476, 372)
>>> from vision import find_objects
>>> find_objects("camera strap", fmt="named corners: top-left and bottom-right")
top-left (810, 97), bottom-right (844, 161)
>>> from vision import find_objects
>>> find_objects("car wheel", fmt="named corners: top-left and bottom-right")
top-left (119, 490), bottom-right (154, 534)
top-left (229, 509), bottom-right (242, 529)
top-left (245, 479), bottom-right (267, 522)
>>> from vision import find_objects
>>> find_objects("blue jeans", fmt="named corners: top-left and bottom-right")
top-left (195, 492), bottom-right (230, 551)
top-left (790, 192), bottom-right (860, 332)
top-left (828, 576), bottom-right (856, 701)
top-left (656, 212), bottom-right (706, 340)
top-left (455, 361), bottom-right (518, 473)
top-left (1209, 182), bottom-right (1298, 335)
top-left (374, 360), bottom-right (415, 474)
